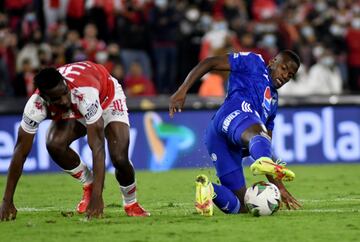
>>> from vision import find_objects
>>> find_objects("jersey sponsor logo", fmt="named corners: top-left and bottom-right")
top-left (73, 91), bottom-right (84, 102)
top-left (263, 86), bottom-right (272, 111)
top-left (22, 114), bottom-right (39, 128)
top-left (34, 101), bottom-right (43, 111)
top-left (84, 100), bottom-right (99, 120)
top-left (234, 52), bottom-right (251, 58)
top-left (241, 101), bottom-right (252, 113)
top-left (111, 110), bottom-right (124, 116)
top-left (222, 110), bottom-right (241, 133)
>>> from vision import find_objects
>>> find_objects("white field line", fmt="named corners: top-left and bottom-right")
top-left (299, 198), bottom-right (360, 203)
top-left (17, 198), bottom-right (360, 213)
top-left (17, 208), bottom-right (360, 214)
top-left (282, 209), bottom-right (360, 213)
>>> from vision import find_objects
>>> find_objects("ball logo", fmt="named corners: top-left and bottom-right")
top-left (263, 86), bottom-right (272, 111)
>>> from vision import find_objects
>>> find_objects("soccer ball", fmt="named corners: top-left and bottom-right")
top-left (244, 181), bottom-right (281, 217)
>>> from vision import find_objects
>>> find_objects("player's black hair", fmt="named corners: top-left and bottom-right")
top-left (280, 50), bottom-right (301, 67)
top-left (34, 68), bottom-right (64, 92)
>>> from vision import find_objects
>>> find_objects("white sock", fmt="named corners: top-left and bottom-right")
top-left (120, 182), bottom-right (137, 205)
top-left (64, 161), bottom-right (93, 186)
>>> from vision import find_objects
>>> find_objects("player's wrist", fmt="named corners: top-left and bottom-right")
top-left (2, 197), bottom-right (13, 204)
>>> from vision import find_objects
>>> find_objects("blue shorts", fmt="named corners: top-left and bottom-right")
top-left (205, 109), bottom-right (264, 190)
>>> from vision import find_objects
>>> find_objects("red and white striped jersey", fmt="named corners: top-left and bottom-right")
top-left (21, 61), bottom-right (116, 134)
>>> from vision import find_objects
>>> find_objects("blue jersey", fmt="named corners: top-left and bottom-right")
top-left (213, 52), bottom-right (278, 134)
top-left (205, 52), bottom-right (278, 178)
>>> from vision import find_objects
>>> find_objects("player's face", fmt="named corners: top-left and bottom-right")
top-left (41, 82), bottom-right (71, 109)
top-left (269, 55), bottom-right (299, 89)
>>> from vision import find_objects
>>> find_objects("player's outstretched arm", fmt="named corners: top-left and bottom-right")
top-left (266, 174), bottom-right (301, 210)
top-left (0, 127), bottom-right (35, 221)
top-left (169, 55), bottom-right (230, 118)
top-left (85, 117), bottom-right (105, 219)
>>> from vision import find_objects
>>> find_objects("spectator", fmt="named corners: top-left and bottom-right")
top-left (111, 62), bottom-right (125, 87)
top-left (16, 29), bottom-right (50, 72)
top-left (66, 0), bottom-right (86, 34)
top-left (198, 71), bottom-right (225, 97)
top-left (178, 5), bottom-right (206, 91)
top-left (80, 23), bottom-right (106, 62)
top-left (64, 30), bottom-right (82, 62)
top-left (306, 48), bottom-right (343, 95)
top-left (0, 0), bottom-right (360, 98)
top-left (124, 61), bottom-right (156, 97)
top-left (115, 1), bottom-right (152, 80)
top-left (199, 15), bottom-right (240, 60)
top-left (150, 0), bottom-right (180, 93)
top-left (346, 15), bottom-right (360, 92)
top-left (277, 64), bottom-right (310, 96)
top-left (42, 0), bottom-right (68, 37)
top-left (13, 58), bottom-right (34, 97)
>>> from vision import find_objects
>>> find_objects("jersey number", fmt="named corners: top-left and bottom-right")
top-left (57, 62), bottom-right (92, 82)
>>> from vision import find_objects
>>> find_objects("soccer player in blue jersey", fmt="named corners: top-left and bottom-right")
top-left (169, 50), bottom-right (301, 215)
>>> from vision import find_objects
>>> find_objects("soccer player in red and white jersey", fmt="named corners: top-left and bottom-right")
top-left (0, 61), bottom-right (150, 220)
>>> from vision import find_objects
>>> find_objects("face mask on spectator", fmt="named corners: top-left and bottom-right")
top-left (186, 9), bottom-right (200, 21)
top-left (201, 15), bottom-right (212, 24)
top-left (320, 56), bottom-right (335, 67)
top-left (155, 0), bottom-right (167, 8)
top-left (212, 21), bottom-right (228, 31)
top-left (301, 26), bottom-right (314, 37)
top-left (95, 51), bottom-right (108, 64)
top-left (262, 34), bottom-right (276, 47)
top-left (330, 24), bottom-right (346, 36)
top-left (315, 2), bottom-right (327, 12)
top-left (351, 18), bottom-right (360, 29)
top-left (313, 45), bottom-right (324, 59)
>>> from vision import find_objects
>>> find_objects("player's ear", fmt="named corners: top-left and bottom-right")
top-left (268, 58), bottom-right (275, 66)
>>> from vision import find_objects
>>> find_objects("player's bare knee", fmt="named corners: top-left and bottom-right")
top-left (240, 124), bottom-right (269, 145)
top-left (111, 153), bottom-right (130, 170)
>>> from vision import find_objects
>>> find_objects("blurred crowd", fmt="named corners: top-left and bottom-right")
top-left (0, 0), bottom-right (359, 98)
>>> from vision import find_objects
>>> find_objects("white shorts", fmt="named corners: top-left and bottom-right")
top-left (77, 77), bottom-right (130, 127)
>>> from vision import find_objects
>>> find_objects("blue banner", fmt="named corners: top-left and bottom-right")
top-left (0, 106), bottom-right (359, 174)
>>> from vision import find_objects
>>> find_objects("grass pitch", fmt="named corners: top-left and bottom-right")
top-left (0, 164), bottom-right (360, 242)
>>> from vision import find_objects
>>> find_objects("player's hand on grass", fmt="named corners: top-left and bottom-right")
top-left (169, 89), bottom-right (187, 118)
top-left (86, 195), bottom-right (104, 219)
top-left (0, 200), bottom-right (17, 221)
top-left (278, 186), bottom-right (302, 210)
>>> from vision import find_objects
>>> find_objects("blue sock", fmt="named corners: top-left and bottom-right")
top-left (249, 134), bottom-right (272, 160)
top-left (212, 183), bottom-right (240, 214)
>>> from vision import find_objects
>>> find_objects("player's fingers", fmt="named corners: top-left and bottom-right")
top-left (283, 200), bottom-right (291, 210)
top-left (288, 195), bottom-right (301, 207)
top-left (169, 108), bottom-right (174, 118)
top-left (2, 212), bottom-right (10, 221)
top-left (10, 211), bottom-right (17, 220)
top-left (292, 200), bottom-right (302, 209)
top-left (291, 197), bottom-right (300, 205)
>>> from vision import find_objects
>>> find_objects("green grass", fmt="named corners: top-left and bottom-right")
top-left (1, 164), bottom-right (360, 242)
